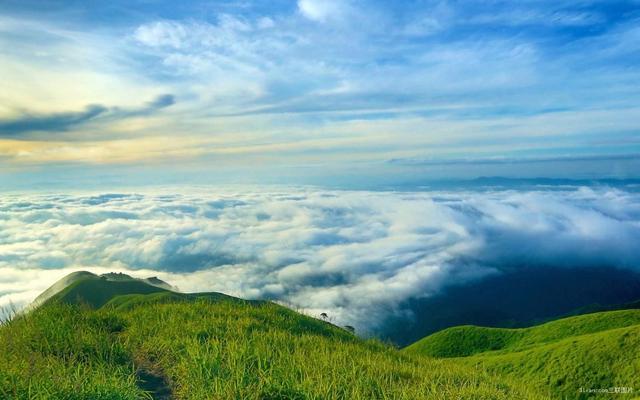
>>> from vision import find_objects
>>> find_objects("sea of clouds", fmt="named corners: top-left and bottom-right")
top-left (1, 186), bottom-right (639, 331)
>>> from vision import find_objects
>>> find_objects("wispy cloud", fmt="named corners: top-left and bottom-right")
top-left (0, 94), bottom-right (175, 137)
top-left (0, 1), bottom-right (639, 179)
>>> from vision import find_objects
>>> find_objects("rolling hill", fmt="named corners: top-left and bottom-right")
top-left (0, 271), bottom-right (543, 400)
top-left (405, 310), bottom-right (640, 398)
top-left (384, 266), bottom-right (640, 346)
top-left (404, 309), bottom-right (640, 357)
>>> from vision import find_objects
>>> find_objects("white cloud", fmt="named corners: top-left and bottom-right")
top-left (1, 187), bottom-right (639, 331)
top-left (297, 0), bottom-right (350, 23)
top-left (3, 4), bottom-right (640, 174)
top-left (133, 20), bottom-right (190, 49)
top-left (257, 17), bottom-right (275, 30)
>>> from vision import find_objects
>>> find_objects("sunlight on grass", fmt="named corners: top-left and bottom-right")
top-left (0, 299), bottom-right (544, 399)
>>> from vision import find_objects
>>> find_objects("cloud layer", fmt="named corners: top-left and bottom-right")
top-left (2, 186), bottom-right (639, 331)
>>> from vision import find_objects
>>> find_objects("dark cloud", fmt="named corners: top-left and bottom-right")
top-left (148, 94), bottom-right (176, 109)
top-left (0, 104), bottom-right (108, 135)
top-left (0, 94), bottom-right (175, 137)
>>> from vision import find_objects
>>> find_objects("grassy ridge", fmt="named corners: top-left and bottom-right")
top-left (404, 326), bottom-right (522, 358)
top-left (104, 291), bottom-right (243, 311)
top-left (466, 325), bottom-right (640, 399)
top-left (120, 299), bottom-right (541, 399)
top-left (404, 309), bottom-right (640, 357)
top-left (50, 276), bottom-right (169, 309)
top-left (0, 293), bottom-right (544, 400)
top-left (405, 310), bottom-right (640, 399)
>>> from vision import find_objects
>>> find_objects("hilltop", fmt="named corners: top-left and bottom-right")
top-left (28, 271), bottom-right (177, 309)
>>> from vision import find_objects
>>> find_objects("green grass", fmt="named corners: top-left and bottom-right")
top-left (0, 305), bottom-right (142, 399)
top-left (466, 325), bottom-right (640, 399)
top-left (103, 291), bottom-right (243, 311)
top-left (118, 300), bottom-right (542, 399)
top-left (0, 290), bottom-right (543, 399)
top-left (404, 309), bottom-right (640, 357)
top-left (6, 274), bottom-right (639, 399)
top-left (404, 325), bottom-right (523, 358)
top-left (405, 310), bottom-right (640, 399)
top-left (50, 276), bottom-right (169, 309)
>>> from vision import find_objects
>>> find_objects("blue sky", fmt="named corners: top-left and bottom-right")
top-left (1, 0), bottom-right (639, 187)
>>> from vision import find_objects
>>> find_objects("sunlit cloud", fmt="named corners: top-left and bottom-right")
top-left (0, 1), bottom-right (639, 180)
top-left (297, 0), bottom-right (352, 23)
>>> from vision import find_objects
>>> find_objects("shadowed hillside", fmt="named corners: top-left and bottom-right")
top-left (29, 271), bottom-right (177, 309)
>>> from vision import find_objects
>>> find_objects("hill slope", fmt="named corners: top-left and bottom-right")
top-left (466, 325), bottom-right (640, 398)
top-left (405, 310), bottom-right (640, 398)
top-left (404, 309), bottom-right (640, 357)
top-left (32, 270), bottom-right (249, 312)
top-left (385, 266), bottom-right (640, 346)
top-left (0, 287), bottom-right (543, 399)
top-left (8, 271), bottom-right (638, 399)
top-left (30, 271), bottom-right (178, 309)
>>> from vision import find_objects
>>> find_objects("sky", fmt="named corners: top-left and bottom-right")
top-left (1, 0), bottom-right (639, 187)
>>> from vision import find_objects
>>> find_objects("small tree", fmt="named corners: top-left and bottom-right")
top-left (320, 312), bottom-right (328, 321)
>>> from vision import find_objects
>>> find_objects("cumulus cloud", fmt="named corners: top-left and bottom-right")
top-left (1, 187), bottom-right (639, 331)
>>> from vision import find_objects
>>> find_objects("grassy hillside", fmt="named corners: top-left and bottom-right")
top-left (405, 309), bottom-right (640, 357)
top-left (467, 325), bottom-right (640, 399)
top-left (104, 291), bottom-right (243, 311)
top-left (52, 277), bottom-right (169, 309)
top-left (7, 272), bottom-right (638, 399)
top-left (0, 293), bottom-right (543, 399)
top-left (385, 266), bottom-right (640, 346)
top-left (405, 310), bottom-right (640, 399)
top-left (32, 271), bottom-right (182, 310)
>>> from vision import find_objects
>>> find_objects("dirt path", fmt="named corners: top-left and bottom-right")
top-left (135, 362), bottom-right (174, 400)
